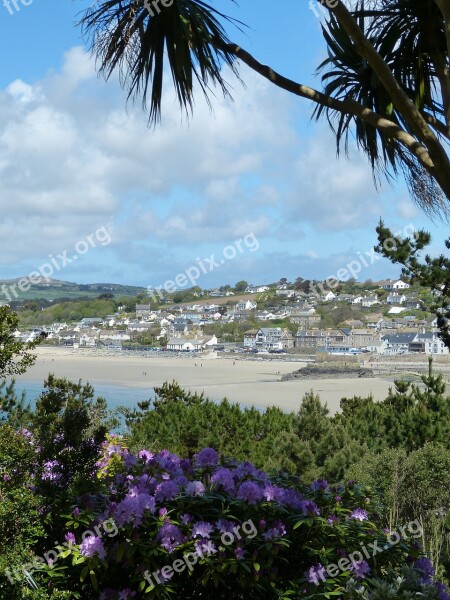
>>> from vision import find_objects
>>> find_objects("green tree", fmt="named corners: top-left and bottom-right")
top-left (0, 307), bottom-right (41, 378)
top-left (375, 221), bottom-right (450, 348)
top-left (234, 280), bottom-right (248, 293)
top-left (80, 0), bottom-right (450, 210)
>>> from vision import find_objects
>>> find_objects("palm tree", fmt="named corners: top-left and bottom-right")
top-left (79, 0), bottom-right (450, 212)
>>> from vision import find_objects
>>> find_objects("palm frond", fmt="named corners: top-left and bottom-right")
top-left (79, 0), bottom-right (245, 123)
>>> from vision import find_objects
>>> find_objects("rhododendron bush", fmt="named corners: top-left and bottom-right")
top-left (36, 436), bottom-right (449, 599)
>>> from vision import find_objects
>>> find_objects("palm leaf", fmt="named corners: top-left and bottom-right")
top-left (79, 0), bottom-right (245, 123)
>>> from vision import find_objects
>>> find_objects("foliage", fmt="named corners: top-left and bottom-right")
top-left (79, 0), bottom-right (450, 209)
top-left (376, 222), bottom-right (450, 348)
top-left (38, 438), bottom-right (449, 599)
top-left (18, 298), bottom-right (118, 328)
top-left (347, 443), bottom-right (450, 583)
top-left (0, 306), bottom-right (41, 378)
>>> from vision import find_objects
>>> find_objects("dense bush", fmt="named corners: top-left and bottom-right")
top-left (38, 438), bottom-right (450, 599)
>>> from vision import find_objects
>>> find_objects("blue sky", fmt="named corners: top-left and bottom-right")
top-left (0, 0), bottom-right (448, 290)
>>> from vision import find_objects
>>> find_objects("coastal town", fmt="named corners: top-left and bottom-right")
top-left (7, 278), bottom-right (448, 357)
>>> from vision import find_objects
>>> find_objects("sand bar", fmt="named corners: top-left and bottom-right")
top-left (14, 347), bottom-right (394, 414)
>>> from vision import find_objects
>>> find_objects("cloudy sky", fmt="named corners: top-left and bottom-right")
top-left (0, 0), bottom-right (447, 290)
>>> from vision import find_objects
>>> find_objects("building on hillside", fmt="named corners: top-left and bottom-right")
top-left (236, 300), bottom-right (257, 311)
top-left (244, 330), bottom-right (258, 348)
top-left (246, 285), bottom-right (270, 294)
top-left (136, 304), bottom-right (153, 319)
top-left (382, 279), bottom-right (410, 291)
top-left (294, 329), bottom-right (346, 350)
top-left (361, 296), bottom-right (380, 308)
top-left (289, 314), bottom-right (321, 328)
top-left (255, 327), bottom-right (293, 350)
top-left (387, 292), bottom-right (407, 304)
top-left (166, 339), bottom-right (203, 351)
top-left (410, 332), bottom-right (449, 355)
top-left (381, 333), bottom-right (418, 355)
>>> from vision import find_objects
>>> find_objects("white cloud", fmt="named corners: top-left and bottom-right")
top-left (0, 44), bottom-right (388, 283)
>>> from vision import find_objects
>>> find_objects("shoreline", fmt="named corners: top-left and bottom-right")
top-left (11, 347), bottom-right (396, 414)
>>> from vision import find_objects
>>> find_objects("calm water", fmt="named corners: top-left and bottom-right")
top-left (13, 380), bottom-right (154, 412)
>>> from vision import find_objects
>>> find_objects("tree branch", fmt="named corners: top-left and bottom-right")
top-left (326, 0), bottom-right (450, 193)
top-left (218, 40), bottom-right (435, 173)
top-left (422, 111), bottom-right (450, 139)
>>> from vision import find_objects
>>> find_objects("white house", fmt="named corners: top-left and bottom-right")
top-left (246, 285), bottom-right (270, 294)
top-left (387, 292), bottom-right (407, 305)
top-left (236, 300), bottom-right (257, 311)
top-left (322, 291), bottom-right (336, 302)
top-left (361, 296), bottom-right (379, 308)
top-left (166, 339), bottom-right (203, 351)
top-left (382, 279), bottom-right (410, 291)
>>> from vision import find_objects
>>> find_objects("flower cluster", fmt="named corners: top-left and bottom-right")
top-left (45, 438), bottom-right (450, 600)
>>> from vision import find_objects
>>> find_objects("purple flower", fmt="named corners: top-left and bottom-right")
top-left (436, 582), bottom-right (450, 600)
top-left (216, 519), bottom-right (235, 533)
top-left (306, 563), bottom-right (326, 585)
top-left (311, 479), bottom-right (328, 492)
top-left (64, 532), bottom-right (76, 546)
top-left (236, 481), bottom-right (263, 505)
top-left (350, 560), bottom-right (371, 579)
top-left (191, 521), bottom-right (214, 539)
top-left (157, 523), bottom-right (183, 552)
top-left (262, 521), bottom-right (286, 540)
top-left (194, 448), bottom-right (219, 468)
top-left (185, 481), bottom-right (205, 497)
top-left (181, 513), bottom-right (192, 525)
top-left (138, 450), bottom-right (154, 463)
top-left (80, 536), bottom-right (106, 560)
top-left (414, 557), bottom-right (435, 584)
top-left (327, 515), bottom-right (339, 526)
top-left (300, 500), bottom-right (320, 517)
top-left (263, 485), bottom-right (285, 502)
top-left (211, 468), bottom-right (235, 493)
top-left (349, 508), bottom-right (368, 521)
top-left (115, 492), bottom-right (155, 526)
top-left (235, 547), bottom-right (245, 560)
top-left (155, 481), bottom-right (179, 502)
top-left (118, 590), bottom-right (137, 600)
top-left (195, 539), bottom-right (217, 557)
top-left (72, 506), bottom-right (80, 518)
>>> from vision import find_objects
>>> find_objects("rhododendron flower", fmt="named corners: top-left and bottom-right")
top-left (185, 481), bottom-right (205, 496)
top-left (414, 557), bottom-right (435, 583)
top-left (311, 479), bottom-right (328, 492)
top-left (80, 536), bottom-right (106, 560)
top-left (349, 508), bottom-right (368, 521)
top-left (194, 448), bottom-right (219, 467)
top-left (306, 563), bottom-right (326, 584)
top-left (157, 523), bottom-right (183, 552)
top-left (192, 521), bottom-right (214, 538)
top-left (237, 481), bottom-right (263, 504)
top-left (216, 519), bottom-right (235, 533)
top-left (350, 560), bottom-right (371, 579)
top-left (211, 468), bottom-right (235, 493)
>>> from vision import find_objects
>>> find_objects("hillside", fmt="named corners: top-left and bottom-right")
top-left (0, 277), bottom-right (147, 301)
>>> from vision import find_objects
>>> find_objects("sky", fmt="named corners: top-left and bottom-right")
top-left (0, 0), bottom-right (448, 291)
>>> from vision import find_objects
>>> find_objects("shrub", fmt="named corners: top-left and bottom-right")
top-left (40, 438), bottom-right (450, 599)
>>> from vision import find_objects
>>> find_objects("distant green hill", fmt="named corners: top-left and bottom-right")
top-left (0, 277), bottom-right (146, 302)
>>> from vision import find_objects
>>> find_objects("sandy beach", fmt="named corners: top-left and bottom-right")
top-left (11, 347), bottom-right (397, 414)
